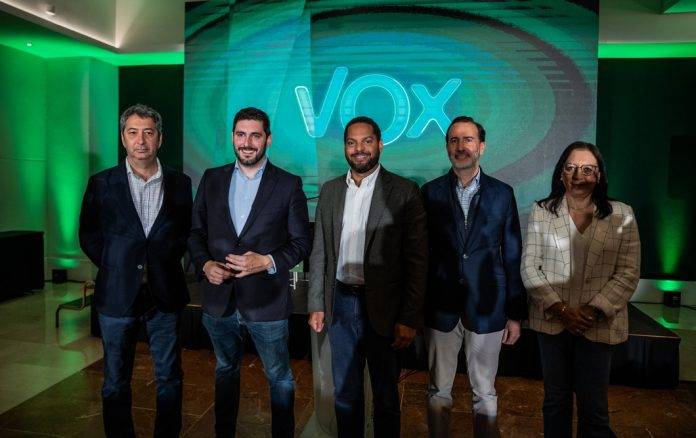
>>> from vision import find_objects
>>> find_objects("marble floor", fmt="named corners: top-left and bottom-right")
top-left (0, 282), bottom-right (102, 414)
top-left (0, 347), bottom-right (694, 437)
top-left (1, 286), bottom-right (695, 436)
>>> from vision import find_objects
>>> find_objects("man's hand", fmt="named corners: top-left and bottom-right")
top-left (203, 260), bottom-right (233, 285)
top-left (502, 319), bottom-right (521, 345)
top-left (225, 251), bottom-right (272, 278)
top-left (391, 323), bottom-right (416, 349)
top-left (308, 312), bottom-right (325, 333)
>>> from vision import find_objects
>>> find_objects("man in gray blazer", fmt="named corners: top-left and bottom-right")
top-left (307, 116), bottom-right (427, 437)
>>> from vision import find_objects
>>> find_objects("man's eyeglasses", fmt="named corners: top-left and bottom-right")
top-left (563, 163), bottom-right (598, 176)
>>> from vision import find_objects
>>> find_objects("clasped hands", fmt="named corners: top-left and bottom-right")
top-left (203, 251), bottom-right (272, 284)
top-left (308, 311), bottom-right (416, 349)
top-left (549, 302), bottom-right (598, 336)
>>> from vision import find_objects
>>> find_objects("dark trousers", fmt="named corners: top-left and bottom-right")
top-left (329, 283), bottom-right (402, 438)
top-left (99, 310), bottom-right (183, 438)
top-left (202, 311), bottom-right (295, 438)
top-left (537, 331), bottom-right (616, 438)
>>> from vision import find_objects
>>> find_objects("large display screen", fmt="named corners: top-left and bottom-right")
top-left (184, 0), bottom-right (598, 218)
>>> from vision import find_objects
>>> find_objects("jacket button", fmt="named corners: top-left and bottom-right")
top-left (462, 254), bottom-right (469, 260)
top-left (137, 264), bottom-right (143, 270)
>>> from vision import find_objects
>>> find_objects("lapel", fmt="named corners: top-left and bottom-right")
top-left (553, 198), bottom-right (571, 269)
top-left (220, 164), bottom-right (239, 240)
top-left (238, 161), bottom-right (278, 239)
top-left (584, 211), bottom-right (609, 279)
top-left (110, 162), bottom-right (146, 238)
top-left (364, 168), bottom-right (394, 255)
top-left (462, 171), bottom-right (488, 250)
top-left (148, 166), bottom-right (173, 238)
top-left (444, 170), bottom-right (466, 250)
top-left (331, 176), bottom-right (348, 259)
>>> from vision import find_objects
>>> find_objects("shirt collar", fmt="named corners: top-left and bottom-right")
top-left (125, 157), bottom-right (162, 182)
top-left (234, 157), bottom-right (268, 180)
top-left (346, 164), bottom-right (381, 189)
top-left (455, 167), bottom-right (481, 191)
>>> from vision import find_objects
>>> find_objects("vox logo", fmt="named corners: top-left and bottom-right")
top-left (295, 67), bottom-right (461, 145)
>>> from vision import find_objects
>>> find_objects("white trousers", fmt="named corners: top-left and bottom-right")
top-left (425, 320), bottom-right (504, 438)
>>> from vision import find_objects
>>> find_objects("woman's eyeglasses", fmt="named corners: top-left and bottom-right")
top-left (563, 163), bottom-right (598, 176)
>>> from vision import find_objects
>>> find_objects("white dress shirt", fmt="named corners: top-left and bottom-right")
top-left (125, 158), bottom-right (164, 237)
top-left (336, 165), bottom-right (381, 285)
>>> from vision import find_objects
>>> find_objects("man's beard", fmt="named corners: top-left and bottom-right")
top-left (235, 144), bottom-right (267, 166)
top-left (346, 151), bottom-right (380, 174)
top-left (450, 149), bottom-right (479, 170)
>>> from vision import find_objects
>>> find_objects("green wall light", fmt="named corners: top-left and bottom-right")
top-left (656, 280), bottom-right (684, 292)
top-left (599, 42), bottom-right (696, 59)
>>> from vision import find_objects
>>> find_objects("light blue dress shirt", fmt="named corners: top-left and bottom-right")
top-left (228, 158), bottom-right (276, 274)
top-left (455, 169), bottom-right (481, 228)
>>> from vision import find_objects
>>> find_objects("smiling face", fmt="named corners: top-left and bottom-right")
top-left (561, 148), bottom-right (600, 197)
top-left (344, 122), bottom-right (383, 174)
top-left (121, 115), bottom-right (162, 163)
top-left (446, 121), bottom-right (485, 171)
top-left (232, 119), bottom-right (271, 166)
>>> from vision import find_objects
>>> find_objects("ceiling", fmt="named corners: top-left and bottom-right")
top-left (0, 0), bottom-right (186, 52)
top-left (1, 0), bottom-right (695, 62)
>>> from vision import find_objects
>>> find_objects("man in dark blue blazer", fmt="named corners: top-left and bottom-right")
top-left (188, 107), bottom-right (311, 437)
top-left (421, 116), bottom-right (526, 438)
top-left (79, 104), bottom-right (192, 437)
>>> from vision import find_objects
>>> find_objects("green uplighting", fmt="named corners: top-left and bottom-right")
top-left (658, 201), bottom-right (687, 274)
top-left (598, 42), bottom-right (696, 59)
top-left (656, 280), bottom-right (683, 292)
top-left (54, 257), bottom-right (81, 269)
top-left (2, 34), bottom-right (183, 66)
top-left (0, 45), bottom-right (47, 232)
top-left (657, 317), bottom-right (680, 330)
top-left (104, 52), bottom-right (184, 66)
top-left (0, 11), bottom-right (183, 66)
top-left (663, 0), bottom-right (696, 13)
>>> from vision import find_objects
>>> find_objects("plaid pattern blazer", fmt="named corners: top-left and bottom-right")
top-left (521, 198), bottom-right (640, 344)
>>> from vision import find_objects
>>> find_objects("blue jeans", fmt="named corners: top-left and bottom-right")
top-left (329, 285), bottom-right (402, 438)
top-left (99, 310), bottom-right (182, 438)
top-left (537, 331), bottom-right (616, 438)
top-left (202, 311), bottom-right (295, 438)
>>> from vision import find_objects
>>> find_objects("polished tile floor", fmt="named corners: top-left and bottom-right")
top-left (0, 282), bottom-right (102, 414)
top-left (1, 285), bottom-right (696, 436)
top-left (0, 348), bottom-right (695, 437)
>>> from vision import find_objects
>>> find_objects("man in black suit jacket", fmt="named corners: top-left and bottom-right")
top-left (421, 116), bottom-right (526, 437)
top-left (79, 104), bottom-right (192, 437)
top-left (188, 107), bottom-right (311, 437)
top-left (308, 116), bottom-right (427, 437)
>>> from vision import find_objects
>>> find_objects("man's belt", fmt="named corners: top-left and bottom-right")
top-left (335, 280), bottom-right (366, 295)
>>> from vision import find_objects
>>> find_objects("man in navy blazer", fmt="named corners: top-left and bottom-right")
top-left (79, 104), bottom-right (192, 437)
top-left (421, 116), bottom-right (526, 437)
top-left (188, 107), bottom-right (311, 437)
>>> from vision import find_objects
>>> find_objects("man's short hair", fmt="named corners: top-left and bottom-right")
top-left (445, 116), bottom-right (486, 142)
top-left (119, 103), bottom-right (163, 134)
top-left (344, 116), bottom-right (382, 142)
top-left (233, 107), bottom-right (271, 136)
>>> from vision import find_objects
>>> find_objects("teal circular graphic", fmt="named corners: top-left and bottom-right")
top-left (184, 1), bottom-right (597, 207)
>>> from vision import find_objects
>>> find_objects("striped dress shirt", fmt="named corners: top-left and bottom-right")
top-left (454, 169), bottom-right (481, 227)
top-left (125, 158), bottom-right (164, 237)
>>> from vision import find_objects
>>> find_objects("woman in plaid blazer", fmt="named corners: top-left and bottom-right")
top-left (521, 141), bottom-right (640, 438)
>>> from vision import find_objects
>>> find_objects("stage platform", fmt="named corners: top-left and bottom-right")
top-left (91, 278), bottom-right (680, 389)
